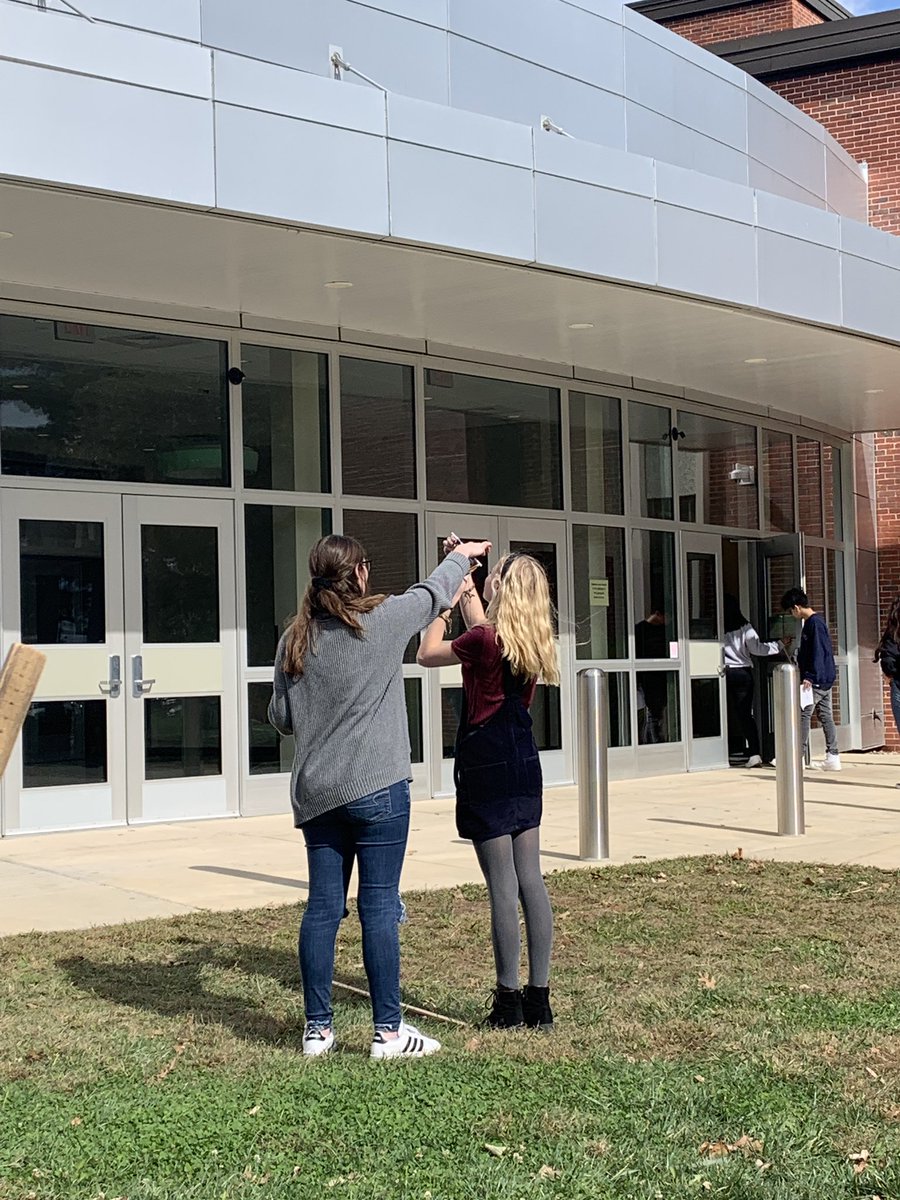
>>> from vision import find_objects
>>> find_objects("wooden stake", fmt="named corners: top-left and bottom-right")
top-left (0, 644), bottom-right (46, 778)
top-left (333, 978), bottom-right (468, 1027)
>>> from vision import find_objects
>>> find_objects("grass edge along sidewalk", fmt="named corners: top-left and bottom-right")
top-left (3, 855), bottom-right (900, 1199)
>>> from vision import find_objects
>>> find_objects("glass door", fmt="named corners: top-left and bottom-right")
top-left (1, 489), bottom-right (127, 834)
top-left (681, 531), bottom-right (727, 770)
top-left (748, 533), bottom-right (805, 764)
top-left (122, 496), bottom-right (238, 823)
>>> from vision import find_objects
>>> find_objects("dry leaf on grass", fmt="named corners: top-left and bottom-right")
top-left (536, 1165), bottom-right (562, 1179)
top-left (70, 1116), bottom-right (83, 1127)
top-left (865, 1067), bottom-right (880, 1080)
top-left (848, 1149), bottom-right (870, 1175)
top-left (700, 1135), bottom-right (763, 1159)
top-left (484, 1144), bottom-right (508, 1158)
top-left (731, 847), bottom-right (744, 861)
top-left (698, 973), bottom-right (717, 990)
top-left (586, 1140), bottom-right (609, 1157)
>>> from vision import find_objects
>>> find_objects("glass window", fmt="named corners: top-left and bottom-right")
top-left (141, 525), bottom-right (219, 644)
top-left (823, 444), bottom-right (844, 542)
top-left (691, 679), bottom-right (721, 739)
top-left (632, 530), bottom-right (678, 659)
top-left (342, 509), bottom-right (419, 663)
top-left (636, 670), bottom-right (680, 744)
top-left (686, 552), bottom-right (717, 640)
top-left (628, 402), bottom-right (672, 520)
top-left (245, 506), bottom-right (331, 668)
top-left (569, 392), bottom-right (623, 514)
top-left (762, 430), bottom-right (794, 534)
top-left (675, 410), bottom-right (758, 529)
top-left (341, 358), bottom-right (415, 499)
top-left (573, 525), bottom-right (627, 660)
top-left (804, 544), bottom-right (825, 615)
top-left (531, 686), bottom-right (562, 751)
top-left (826, 549), bottom-right (846, 656)
top-left (0, 315), bottom-right (228, 485)
top-left (797, 438), bottom-right (823, 537)
top-left (405, 677), bottom-right (424, 765)
top-left (607, 673), bottom-right (631, 748)
top-left (248, 682), bottom-right (294, 775)
top-left (22, 699), bottom-right (107, 787)
top-left (20, 519), bottom-right (105, 644)
top-left (145, 696), bottom-right (222, 779)
top-left (425, 370), bottom-right (561, 509)
top-left (241, 346), bottom-right (329, 493)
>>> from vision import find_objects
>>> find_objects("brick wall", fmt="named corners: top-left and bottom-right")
top-left (875, 432), bottom-right (900, 747)
top-left (664, 0), bottom-right (823, 43)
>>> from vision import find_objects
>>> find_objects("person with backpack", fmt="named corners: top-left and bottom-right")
top-left (269, 532), bottom-right (491, 1059)
top-left (781, 586), bottom-right (840, 771)
top-left (417, 539), bottom-right (559, 1032)
top-left (874, 597), bottom-right (900, 775)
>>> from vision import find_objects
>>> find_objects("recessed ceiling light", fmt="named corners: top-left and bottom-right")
top-left (743, 357), bottom-right (768, 364)
top-left (864, 388), bottom-right (884, 395)
top-left (324, 280), bottom-right (353, 289)
top-left (11, 383), bottom-right (29, 390)
top-left (0, 231), bottom-right (13, 240)
top-left (568, 322), bottom-right (594, 330)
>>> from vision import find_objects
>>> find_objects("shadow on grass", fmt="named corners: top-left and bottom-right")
top-left (59, 934), bottom-right (469, 1043)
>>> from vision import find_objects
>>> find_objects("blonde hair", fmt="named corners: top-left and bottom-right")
top-left (485, 553), bottom-right (560, 686)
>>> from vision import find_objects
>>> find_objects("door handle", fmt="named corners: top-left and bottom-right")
top-left (131, 654), bottom-right (156, 698)
top-left (99, 654), bottom-right (121, 698)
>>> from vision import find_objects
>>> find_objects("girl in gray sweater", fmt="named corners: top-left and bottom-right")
top-left (269, 533), bottom-right (490, 1059)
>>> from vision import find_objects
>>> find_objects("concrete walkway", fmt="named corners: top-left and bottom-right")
top-left (3, 752), bottom-right (899, 936)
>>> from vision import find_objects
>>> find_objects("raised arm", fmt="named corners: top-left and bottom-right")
top-left (386, 541), bottom-right (491, 642)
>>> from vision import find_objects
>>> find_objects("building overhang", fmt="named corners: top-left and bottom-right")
top-left (630, 0), bottom-right (851, 26)
top-left (708, 8), bottom-right (900, 76)
top-left (1, 180), bottom-right (899, 435)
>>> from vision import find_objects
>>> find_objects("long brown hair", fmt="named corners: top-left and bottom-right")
top-left (875, 596), bottom-right (900, 663)
top-left (485, 553), bottom-right (560, 686)
top-left (283, 535), bottom-right (385, 675)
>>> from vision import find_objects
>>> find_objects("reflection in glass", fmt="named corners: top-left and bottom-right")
top-left (20, 519), bottom-right (105, 644)
top-left (405, 677), bottom-right (424, 765)
top-left (245, 506), bottom-right (331, 667)
top-left (676, 410), bottom-right (758, 528)
top-left (632, 530), bottom-right (678, 658)
top-left (823, 444), bottom-right (844, 542)
top-left (0, 315), bottom-right (228, 485)
top-left (425, 370), bottom-right (561, 509)
top-left (628, 402), bottom-right (672, 520)
top-left (686, 553), bottom-right (717, 640)
top-left (341, 359), bottom-right (415, 498)
top-left (763, 430), bottom-right (794, 533)
top-left (763, 552), bottom-right (798, 643)
top-left (573, 525), bottom-right (626, 660)
top-left (241, 346), bottom-right (329, 492)
top-left (691, 678), bottom-right (721, 739)
top-left (797, 438), bottom-right (823, 537)
top-left (248, 682), bottom-right (294, 775)
top-left (142, 525), bottom-right (219, 643)
top-left (22, 699), bottom-right (107, 787)
top-left (804, 544), bottom-right (826, 614)
top-left (607, 673), bottom-right (631, 748)
top-left (826, 549), bottom-right (846, 656)
top-left (145, 696), bottom-right (222, 779)
top-left (343, 509), bottom-right (419, 663)
top-left (442, 687), bottom-right (464, 758)
top-left (531, 686), bottom-right (562, 752)
top-left (636, 670), bottom-right (680, 744)
top-left (569, 392), bottom-right (623, 514)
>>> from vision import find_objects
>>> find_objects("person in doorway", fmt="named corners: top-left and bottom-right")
top-left (722, 593), bottom-right (782, 768)
top-left (874, 597), bottom-right (900, 784)
top-left (781, 587), bottom-right (840, 771)
top-left (417, 538), bottom-right (559, 1032)
top-left (269, 532), bottom-right (491, 1059)
top-left (635, 609), bottom-right (669, 744)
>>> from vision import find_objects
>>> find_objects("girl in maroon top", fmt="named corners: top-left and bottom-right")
top-left (418, 540), bottom-right (560, 1031)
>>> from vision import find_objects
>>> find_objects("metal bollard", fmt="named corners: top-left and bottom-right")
top-left (577, 668), bottom-right (609, 860)
top-left (773, 662), bottom-right (805, 836)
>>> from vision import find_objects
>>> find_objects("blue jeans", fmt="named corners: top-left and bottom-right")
top-left (300, 780), bottom-right (410, 1031)
top-left (891, 679), bottom-right (900, 739)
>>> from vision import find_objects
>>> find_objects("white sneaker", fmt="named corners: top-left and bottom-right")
top-left (302, 1025), bottom-right (335, 1057)
top-left (370, 1022), bottom-right (441, 1060)
top-left (809, 754), bottom-right (841, 772)
top-left (746, 755), bottom-right (763, 768)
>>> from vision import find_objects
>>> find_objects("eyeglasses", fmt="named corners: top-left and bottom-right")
top-left (359, 559), bottom-right (373, 571)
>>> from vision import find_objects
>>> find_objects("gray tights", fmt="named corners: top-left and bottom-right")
top-left (473, 826), bottom-right (553, 990)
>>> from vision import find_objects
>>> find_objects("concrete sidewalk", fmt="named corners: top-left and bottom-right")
top-left (3, 752), bottom-right (899, 936)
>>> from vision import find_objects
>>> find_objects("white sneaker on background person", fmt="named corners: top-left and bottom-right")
top-left (809, 753), bottom-right (842, 772)
top-left (746, 754), bottom-right (763, 768)
top-left (370, 1022), bottom-right (441, 1059)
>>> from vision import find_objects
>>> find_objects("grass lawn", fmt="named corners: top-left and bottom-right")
top-left (3, 855), bottom-right (900, 1199)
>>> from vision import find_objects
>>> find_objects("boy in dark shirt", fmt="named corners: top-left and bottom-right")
top-left (781, 587), bottom-right (840, 771)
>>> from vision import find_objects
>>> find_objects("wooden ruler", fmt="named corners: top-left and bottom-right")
top-left (0, 644), bottom-right (46, 778)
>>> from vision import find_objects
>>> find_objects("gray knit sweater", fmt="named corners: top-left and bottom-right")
top-left (269, 551), bottom-right (468, 827)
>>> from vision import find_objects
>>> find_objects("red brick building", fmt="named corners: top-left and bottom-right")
top-left (634, 0), bottom-right (900, 748)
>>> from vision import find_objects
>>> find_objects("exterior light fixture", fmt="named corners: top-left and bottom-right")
top-left (568, 322), bottom-right (594, 330)
top-left (325, 280), bottom-right (353, 289)
top-left (541, 115), bottom-right (573, 137)
top-left (729, 462), bottom-right (755, 486)
top-left (743, 357), bottom-right (768, 364)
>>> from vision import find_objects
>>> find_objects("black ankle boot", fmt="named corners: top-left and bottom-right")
top-left (521, 985), bottom-right (553, 1031)
top-left (483, 986), bottom-right (524, 1029)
